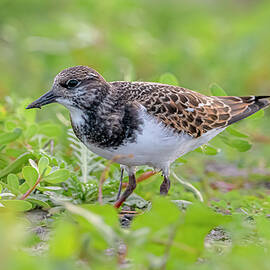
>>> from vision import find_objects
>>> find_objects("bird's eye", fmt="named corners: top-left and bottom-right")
top-left (66, 79), bottom-right (80, 88)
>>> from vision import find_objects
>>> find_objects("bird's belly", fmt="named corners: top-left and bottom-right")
top-left (84, 111), bottom-right (225, 169)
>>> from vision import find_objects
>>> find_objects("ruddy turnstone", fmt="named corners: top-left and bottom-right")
top-left (26, 66), bottom-right (270, 207)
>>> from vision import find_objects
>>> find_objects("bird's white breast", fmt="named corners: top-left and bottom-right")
top-left (71, 107), bottom-right (225, 171)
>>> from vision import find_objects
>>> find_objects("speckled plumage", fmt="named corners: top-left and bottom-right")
top-left (110, 81), bottom-right (270, 138)
top-left (27, 65), bottom-right (270, 207)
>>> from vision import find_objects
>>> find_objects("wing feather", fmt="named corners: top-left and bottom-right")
top-left (111, 81), bottom-right (269, 138)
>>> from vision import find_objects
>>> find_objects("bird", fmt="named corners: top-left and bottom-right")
top-left (26, 65), bottom-right (270, 208)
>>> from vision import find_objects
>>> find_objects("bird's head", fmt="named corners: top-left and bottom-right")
top-left (26, 65), bottom-right (109, 111)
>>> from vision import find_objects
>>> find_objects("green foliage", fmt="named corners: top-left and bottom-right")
top-left (22, 166), bottom-right (39, 188)
top-left (0, 128), bottom-right (22, 145)
top-left (0, 0), bottom-right (270, 269)
top-left (44, 169), bottom-right (70, 184)
top-left (129, 199), bottom-right (229, 266)
top-left (159, 73), bottom-right (179, 86)
top-left (210, 83), bottom-right (228, 96)
top-left (38, 157), bottom-right (49, 175)
top-left (0, 200), bottom-right (32, 211)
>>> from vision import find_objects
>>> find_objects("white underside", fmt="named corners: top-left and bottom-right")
top-left (68, 104), bottom-right (225, 173)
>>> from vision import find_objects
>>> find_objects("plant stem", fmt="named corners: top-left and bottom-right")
top-left (20, 174), bottom-right (42, 200)
top-left (172, 171), bottom-right (204, 202)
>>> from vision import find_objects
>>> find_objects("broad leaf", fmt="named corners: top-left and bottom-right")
top-left (0, 152), bottom-right (34, 178)
top-left (227, 126), bottom-right (249, 138)
top-left (203, 145), bottom-right (218, 155)
top-left (38, 156), bottom-right (49, 175)
top-left (247, 109), bottom-right (265, 120)
top-left (159, 73), bottom-right (179, 86)
top-left (22, 166), bottom-right (39, 188)
top-left (0, 128), bottom-right (22, 145)
top-left (0, 200), bottom-right (32, 211)
top-left (7, 174), bottom-right (19, 190)
top-left (210, 83), bottom-right (228, 96)
top-left (44, 169), bottom-right (70, 184)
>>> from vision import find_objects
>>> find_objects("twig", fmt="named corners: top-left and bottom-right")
top-left (171, 171), bottom-right (204, 202)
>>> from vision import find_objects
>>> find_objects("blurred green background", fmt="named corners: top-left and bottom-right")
top-left (1, 0), bottom-right (270, 99)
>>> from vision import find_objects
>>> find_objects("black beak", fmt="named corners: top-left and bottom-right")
top-left (26, 90), bottom-right (58, 109)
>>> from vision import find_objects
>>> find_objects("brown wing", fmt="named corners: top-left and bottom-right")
top-left (140, 89), bottom-right (232, 137)
top-left (137, 85), bottom-right (270, 138)
top-left (217, 96), bottom-right (270, 125)
top-left (111, 81), bottom-right (269, 138)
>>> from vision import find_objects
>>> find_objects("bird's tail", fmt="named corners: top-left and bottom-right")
top-left (216, 96), bottom-right (270, 125)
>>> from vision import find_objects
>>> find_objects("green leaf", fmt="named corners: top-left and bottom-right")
top-left (0, 180), bottom-right (20, 196)
top-left (0, 154), bottom-right (8, 170)
top-left (0, 152), bottom-right (34, 178)
top-left (172, 203), bottom-right (229, 262)
top-left (175, 157), bottom-right (188, 164)
top-left (26, 198), bottom-right (50, 209)
top-left (227, 126), bottom-right (249, 138)
top-left (81, 204), bottom-right (119, 228)
top-left (7, 174), bottom-right (19, 190)
top-left (65, 203), bottom-right (118, 249)
top-left (0, 128), bottom-right (22, 145)
top-left (38, 156), bottom-right (49, 175)
top-left (29, 159), bottom-right (38, 171)
top-left (39, 123), bottom-right (62, 137)
top-left (132, 197), bottom-right (181, 233)
top-left (0, 200), bottom-right (32, 211)
top-left (221, 136), bottom-right (252, 152)
top-left (4, 120), bottom-right (17, 131)
top-left (195, 147), bottom-right (203, 153)
top-left (24, 123), bottom-right (38, 139)
top-left (159, 73), bottom-right (179, 86)
top-left (44, 169), bottom-right (70, 184)
top-left (22, 166), bottom-right (39, 188)
top-left (203, 145), bottom-right (218, 155)
top-left (210, 83), bottom-right (228, 96)
top-left (247, 109), bottom-right (265, 120)
top-left (230, 139), bottom-right (252, 152)
top-left (123, 193), bottom-right (149, 209)
top-left (19, 182), bottom-right (30, 193)
top-left (37, 186), bottom-right (62, 191)
top-left (18, 100), bottom-right (37, 122)
top-left (49, 220), bottom-right (79, 259)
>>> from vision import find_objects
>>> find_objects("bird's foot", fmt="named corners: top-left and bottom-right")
top-left (160, 176), bottom-right (171, 195)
